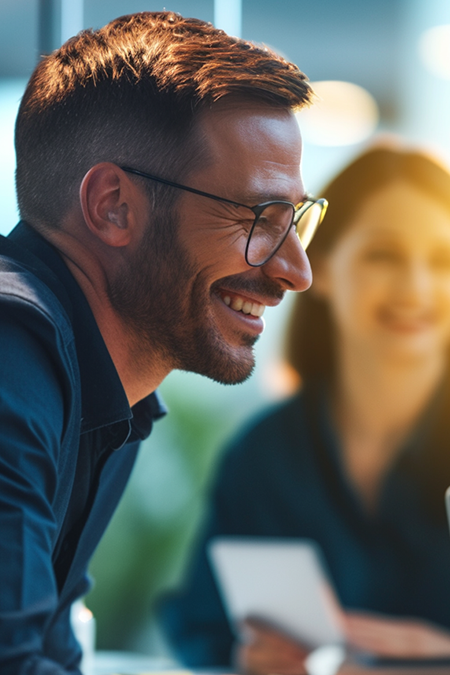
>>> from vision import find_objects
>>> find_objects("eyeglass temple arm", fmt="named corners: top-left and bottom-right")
top-left (120, 166), bottom-right (244, 209)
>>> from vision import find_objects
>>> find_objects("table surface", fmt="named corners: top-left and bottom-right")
top-left (93, 651), bottom-right (182, 675)
top-left (92, 651), bottom-right (450, 675)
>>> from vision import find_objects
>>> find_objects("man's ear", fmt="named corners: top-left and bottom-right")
top-left (79, 163), bottom-right (141, 247)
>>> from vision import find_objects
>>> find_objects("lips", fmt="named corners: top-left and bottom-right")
top-left (379, 307), bottom-right (435, 332)
top-left (213, 275), bottom-right (284, 325)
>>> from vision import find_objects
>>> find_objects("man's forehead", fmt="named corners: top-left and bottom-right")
top-left (191, 100), bottom-right (304, 203)
top-left (199, 96), bottom-right (298, 129)
top-left (196, 98), bottom-right (301, 162)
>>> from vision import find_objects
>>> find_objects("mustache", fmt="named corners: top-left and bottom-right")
top-left (213, 274), bottom-right (285, 302)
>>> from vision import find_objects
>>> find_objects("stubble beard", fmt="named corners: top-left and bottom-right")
top-left (107, 209), bottom-right (258, 386)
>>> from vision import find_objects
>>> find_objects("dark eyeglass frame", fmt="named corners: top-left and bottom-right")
top-left (120, 165), bottom-right (327, 267)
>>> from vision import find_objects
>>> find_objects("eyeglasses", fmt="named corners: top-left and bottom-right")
top-left (120, 166), bottom-right (328, 267)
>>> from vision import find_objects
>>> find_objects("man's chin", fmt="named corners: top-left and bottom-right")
top-left (188, 342), bottom-right (256, 386)
top-left (208, 361), bottom-right (255, 386)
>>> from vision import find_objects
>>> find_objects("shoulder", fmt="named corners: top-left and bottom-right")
top-left (0, 237), bottom-right (74, 347)
top-left (0, 239), bottom-right (79, 406)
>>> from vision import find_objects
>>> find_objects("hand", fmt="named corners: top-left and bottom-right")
top-left (344, 610), bottom-right (450, 659)
top-left (234, 617), bottom-right (309, 675)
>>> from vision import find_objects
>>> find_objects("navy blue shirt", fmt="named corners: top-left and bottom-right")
top-left (0, 222), bottom-right (166, 674)
top-left (160, 387), bottom-right (450, 667)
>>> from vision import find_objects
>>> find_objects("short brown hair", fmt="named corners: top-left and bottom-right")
top-left (15, 11), bottom-right (311, 229)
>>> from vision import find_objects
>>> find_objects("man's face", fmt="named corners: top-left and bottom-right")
top-left (113, 100), bottom-right (312, 384)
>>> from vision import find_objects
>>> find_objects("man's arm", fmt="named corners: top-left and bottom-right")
top-left (0, 306), bottom-right (81, 675)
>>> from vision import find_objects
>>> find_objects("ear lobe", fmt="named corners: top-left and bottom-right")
top-left (80, 163), bottom-right (133, 247)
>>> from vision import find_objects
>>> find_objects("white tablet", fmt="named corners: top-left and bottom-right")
top-left (207, 537), bottom-right (345, 649)
top-left (445, 486), bottom-right (450, 535)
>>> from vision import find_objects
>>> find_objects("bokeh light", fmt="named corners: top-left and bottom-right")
top-left (419, 24), bottom-right (450, 80)
top-left (296, 80), bottom-right (379, 147)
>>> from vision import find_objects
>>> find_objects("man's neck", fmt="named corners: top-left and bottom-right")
top-left (43, 226), bottom-right (171, 406)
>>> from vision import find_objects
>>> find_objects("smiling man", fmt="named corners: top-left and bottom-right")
top-left (0, 11), bottom-right (326, 674)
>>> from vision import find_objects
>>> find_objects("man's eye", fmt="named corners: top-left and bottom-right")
top-left (255, 215), bottom-right (271, 229)
top-left (255, 215), bottom-right (286, 237)
top-left (236, 216), bottom-right (255, 232)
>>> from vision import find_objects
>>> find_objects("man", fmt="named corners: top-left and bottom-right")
top-left (0, 11), bottom-right (326, 674)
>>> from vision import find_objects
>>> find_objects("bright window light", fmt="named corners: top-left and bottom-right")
top-left (0, 79), bottom-right (26, 235)
top-left (419, 25), bottom-right (450, 80)
top-left (61, 0), bottom-right (84, 43)
top-left (214, 0), bottom-right (242, 37)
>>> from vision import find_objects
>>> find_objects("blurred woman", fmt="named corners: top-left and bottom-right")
top-left (160, 143), bottom-right (450, 672)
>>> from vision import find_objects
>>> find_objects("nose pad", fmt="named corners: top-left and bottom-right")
top-left (262, 228), bottom-right (312, 292)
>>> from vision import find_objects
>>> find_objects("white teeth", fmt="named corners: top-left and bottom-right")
top-left (254, 304), bottom-right (265, 317)
top-left (230, 296), bottom-right (244, 312)
top-left (222, 294), bottom-right (265, 317)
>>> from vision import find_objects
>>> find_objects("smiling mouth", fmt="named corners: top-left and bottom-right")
top-left (380, 308), bottom-right (435, 330)
top-left (221, 293), bottom-right (265, 317)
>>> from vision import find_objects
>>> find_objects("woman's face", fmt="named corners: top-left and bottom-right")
top-left (312, 179), bottom-right (450, 363)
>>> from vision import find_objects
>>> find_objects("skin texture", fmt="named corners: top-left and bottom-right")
top-left (237, 618), bottom-right (309, 675)
top-left (236, 180), bottom-right (450, 675)
top-left (162, 101), bottom-right (312, 385)
top-left (44, 99), bottom-right (312, 404)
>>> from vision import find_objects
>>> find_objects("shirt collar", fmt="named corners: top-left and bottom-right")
top-left (8, 222), bottom-right (167, 444)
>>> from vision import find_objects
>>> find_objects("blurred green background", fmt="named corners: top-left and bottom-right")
top-left (86, 311), bottom-right (296, 653)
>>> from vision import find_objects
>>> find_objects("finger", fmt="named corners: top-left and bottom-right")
top-left (242, 633), bottom-right (308, 662)
top-left (242, 618), bottom-right (307, 655)
top-left (243, 616), bottom-right (294, 640)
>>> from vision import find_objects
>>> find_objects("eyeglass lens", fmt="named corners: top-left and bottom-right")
top-left (295, 201), bottom-right (325, 250)
top-left (246, 201), bottom-right (323, 266)
top-left (246, 203), bottom-right (293, 266)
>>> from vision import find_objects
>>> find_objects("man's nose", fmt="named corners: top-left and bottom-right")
top-left (261, 227), bottom-right (312, 292)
